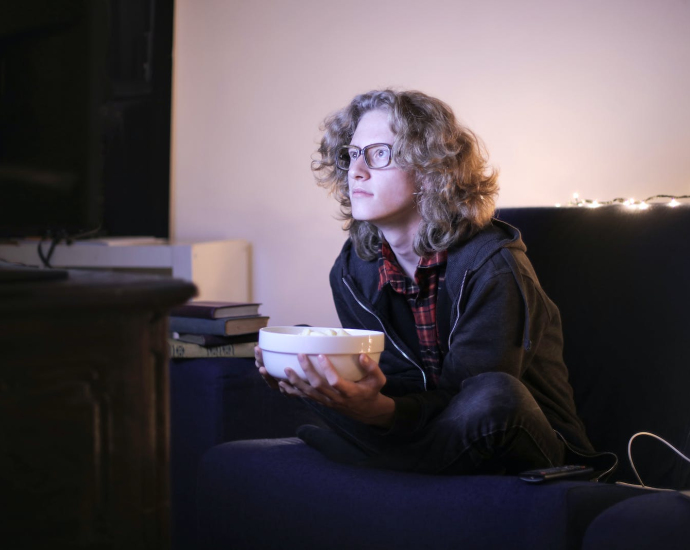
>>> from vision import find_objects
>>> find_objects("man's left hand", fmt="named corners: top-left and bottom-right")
top-left (279, 353), bottom-right (396, 428)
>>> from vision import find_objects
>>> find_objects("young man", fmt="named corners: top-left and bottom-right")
top-left (255, 89), bottom-right (598, 475)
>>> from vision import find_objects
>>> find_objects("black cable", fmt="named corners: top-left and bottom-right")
top-left (36, 225), bottom-right (104, 268)
top-left (37, 229), bottom-right (66, 268)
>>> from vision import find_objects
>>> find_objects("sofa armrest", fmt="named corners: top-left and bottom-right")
top-left (169, 357), bottom-right (323, 549)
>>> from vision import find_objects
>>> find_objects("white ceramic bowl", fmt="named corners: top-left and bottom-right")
top-left (258, 326), bottom-right (385, 381)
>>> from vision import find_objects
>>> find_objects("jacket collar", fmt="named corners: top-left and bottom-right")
top-left (339, 218), bottom-right (525, 305)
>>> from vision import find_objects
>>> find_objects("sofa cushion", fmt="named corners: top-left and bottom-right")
top-left (197, 438), bottom-right (645, 550)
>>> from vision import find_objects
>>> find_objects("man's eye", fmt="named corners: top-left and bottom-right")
top-left (368, 146), bottom-right (390, 166)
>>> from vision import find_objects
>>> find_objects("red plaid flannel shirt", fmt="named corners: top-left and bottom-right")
top-left (378, 241), bottom-right (448, 387)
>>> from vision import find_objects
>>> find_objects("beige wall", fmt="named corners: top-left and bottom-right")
top-left (171, 0), bottom-right (690, 327)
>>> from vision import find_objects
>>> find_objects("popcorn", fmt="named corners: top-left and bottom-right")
top-left (299, 328), bottom-right (351, 337)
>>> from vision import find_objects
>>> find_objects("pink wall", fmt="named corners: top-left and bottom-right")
top-left (171, 0), bottom-right (690, 327)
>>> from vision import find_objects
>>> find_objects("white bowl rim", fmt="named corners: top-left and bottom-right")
top-left (258, 326), bottom-right (384, 354)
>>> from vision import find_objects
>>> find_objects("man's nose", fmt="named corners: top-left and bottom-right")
top-left (348, 153), bottom-right (369, 179)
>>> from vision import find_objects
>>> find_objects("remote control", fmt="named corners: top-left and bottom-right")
top-left (519, 464), bottom-right (594, 483)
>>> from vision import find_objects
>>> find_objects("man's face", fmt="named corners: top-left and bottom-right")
top-left (348, 110), bottom-right (419, 233)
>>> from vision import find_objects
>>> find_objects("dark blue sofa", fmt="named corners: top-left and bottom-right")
top-left (170, 206), bottom-right (690, 549)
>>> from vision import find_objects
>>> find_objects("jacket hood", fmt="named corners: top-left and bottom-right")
top-left (443, 219), bottom-right (524, 302)
top-left (452, 218), bottom-right (524, 270)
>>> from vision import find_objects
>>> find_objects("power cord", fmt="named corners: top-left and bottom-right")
top-left (617, 432), bottom-right (690, 492)
top-left (37, 229), bottom-right (68, 268)
top-left (36, 226), bottom-right (102, 268)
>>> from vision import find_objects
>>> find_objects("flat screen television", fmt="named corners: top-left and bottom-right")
top-left (0, 0), bottom-right (172, 243)
top-left (0, 1), bottom-right (107, 239)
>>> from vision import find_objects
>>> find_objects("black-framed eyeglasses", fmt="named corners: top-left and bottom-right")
top-left (336, 143), bottom-right (393, 170)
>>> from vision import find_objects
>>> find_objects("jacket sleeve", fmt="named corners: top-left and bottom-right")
top-left (389, 262), bottom-right (534, 435)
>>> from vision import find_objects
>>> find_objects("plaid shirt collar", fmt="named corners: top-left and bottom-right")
top-left (378, 240), bottom-right (448, 293)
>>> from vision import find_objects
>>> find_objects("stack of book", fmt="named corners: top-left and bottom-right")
top-left (168, 300), bottom-right (269, 359)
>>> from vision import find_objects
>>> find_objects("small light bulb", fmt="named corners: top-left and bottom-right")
top-left (639, 202), bottom-right (650, 210)
top-left (555, 203), bottom-right (562, 208)
top-left (669, 198), bottom-right (680, 207)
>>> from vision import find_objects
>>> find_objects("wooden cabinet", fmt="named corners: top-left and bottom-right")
top-left (0, 269), bottom-right (196, 549)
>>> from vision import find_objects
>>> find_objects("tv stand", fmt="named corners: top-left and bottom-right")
top-left (0, 261), bottom-right (68, 282)
top-left (0, 269), bottom-right (196, 548)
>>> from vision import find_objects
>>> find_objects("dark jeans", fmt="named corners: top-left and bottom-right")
top-left (299, 371), bottom-right (565, 475)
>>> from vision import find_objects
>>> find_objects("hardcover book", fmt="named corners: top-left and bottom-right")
top-left (172, 332), bottom-right (259, 346)
top-left (168, 338), bottom-right (256, 358)
top-left (169, 315), bottom-right (269, 336)
top-left (170, 300), bottom-right (262, 319)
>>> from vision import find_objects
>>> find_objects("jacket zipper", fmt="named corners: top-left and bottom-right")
top-left (342, 277), bottom-right (427, 390)
top-left (448, 269), bottom-right (469, 350)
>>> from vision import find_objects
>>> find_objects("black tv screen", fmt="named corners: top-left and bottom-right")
top-left (0, 1), bottom-right (107, 238)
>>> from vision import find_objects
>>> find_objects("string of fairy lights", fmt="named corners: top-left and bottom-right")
top-left (556, 193), bottom-right (690, 210)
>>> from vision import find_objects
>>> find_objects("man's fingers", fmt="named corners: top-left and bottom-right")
top-left (359, 353), bottom-right (377, 372)
top-left (284, 367), bottom-right (319, 397)
top-left (297, 354), bottom-right (325, 386)
top-left (359, 354), bottom-right (386, 385)
top-left (318, 354), bottom-right (342, 387)
top-left (278, 379), bottom-right (302, 397)
top-left (285, 362), bottom-right (337, 406)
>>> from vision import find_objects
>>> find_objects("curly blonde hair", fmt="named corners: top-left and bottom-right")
top-left (312, 89), bottom-right (499, 261)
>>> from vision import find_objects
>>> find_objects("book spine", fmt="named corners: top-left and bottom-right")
top-left (168, 307), bottom-right (216, 319)
top-left (168, 340), bottom-right (256, 358)
top-left (169, 316), bottom-right (227, 335)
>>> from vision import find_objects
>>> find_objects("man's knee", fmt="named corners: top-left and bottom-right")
top-left (449, 371), bottom-right (540, 429)
top-left (430, 372), bottom-right (561, 474)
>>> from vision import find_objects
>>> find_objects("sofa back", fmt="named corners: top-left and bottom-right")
top-left (496, 206), bottom-right (690, 489)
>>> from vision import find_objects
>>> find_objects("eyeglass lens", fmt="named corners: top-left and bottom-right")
top-left (337, 144), bottom-right (391, 170)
